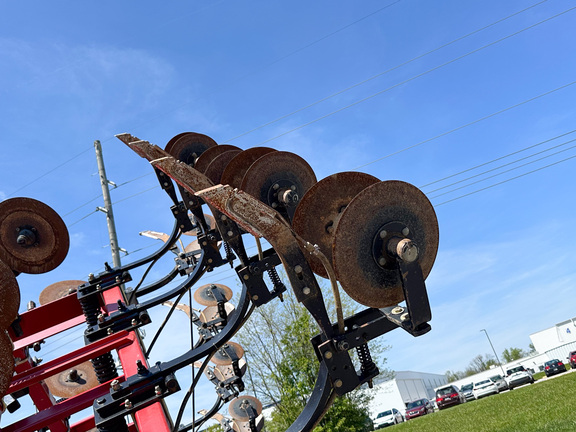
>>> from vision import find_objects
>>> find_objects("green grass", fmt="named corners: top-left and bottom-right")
top-left (389, 372), bottom-right (576, 432)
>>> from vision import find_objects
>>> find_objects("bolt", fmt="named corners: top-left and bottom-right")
top-left (124, 399), bottom-right (132, 409)
top-left (391, 307), bottom-right (404, 315)
top-left (273, 183), bottom-right (280, 190)
top-left (27, 301), bottom-right (36, 311)
top-left (111, 379), bottom-right (121, 391)
top-left (324, 351), bottom-right (333, 359)
top-left (302, 287), bottom-right (311, 295)
top-left (243, 274), bottom-right (250, 280)
top-left (338, 341), bottom-right (350, 351)
top-left (253, 295), bottom-right (259, 301)
top-left (294, 265), bottom-right (303, 274)
top-left (155, 385), bottom-right (162, 396)
top-left (96, 284), bottom-right (102, 291)
top-left (131, 319), bottom-right (138, 326)
top-left (88, 273), bottom-right (95, 281)
top-left (227, 230), bottom-right (233, 237)
top-left (221, 215), bottom-right (227, 221)
top-left (98, 314), bottom-right (105, 324)
top-left (115, 276), bottom-right (121, 283)
top-left (400, 313), bottom-right (410, 322)
top-left (402, 227), bottom-right (410, 236)
top-left (97, 398), bottom-right (106, 405)
top-left (271, 202), bottom-right (278, 208)
top-left (334, 379), bottom-right (343, 388)
top-left (378, 257), bottom-right (386, 266)
top-left (208, 258), bottom-right (213, 264)
top-left (379, 230), bottom-right (387, 239)
top-left (291, 185), bottom-right (296, 191)
top-left (107, 328), bottom-right (113, 335)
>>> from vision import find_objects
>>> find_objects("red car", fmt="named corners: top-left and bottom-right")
top-left (405, 398), bottom-right (434, 420)
top-left (435, 384), bottom-right (466, 410)
top-left (568, 351), bottom-right (576, 369)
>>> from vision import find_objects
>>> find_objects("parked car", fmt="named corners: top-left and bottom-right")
top-left (435, 384), bottom-right (466, 410)
top-left (544, 359), bottom-right (567, 377)
top-left (489, 374), bottom-right (509, 392)
top-left (568, 351), bottom-right (576, 369)
top-left (460, 383), bottom-right (475, 401)
top-left (373, 408), bottom-right (404, 429)
top-left (505, 365), bottom-right (534, 389)
top-left (473, 379), bottom-right (499, 399)
top-left (405, 398), bottom-right (434, 420)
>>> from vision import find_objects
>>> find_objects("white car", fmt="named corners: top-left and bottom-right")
top-left (505, 365), bottom-right (534, 389)
top-left (472, 379), bottom-right (499, 399)
top-left (373, 408), bottom-right (404, 429)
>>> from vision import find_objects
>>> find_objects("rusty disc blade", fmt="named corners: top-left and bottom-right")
top-left (194, 283), bottom-right (233, 306)
top-left (240, 151), bottom-right (316, 220)
top-left (194, 145), bottom-right (242, 174)
top-left (213, 358), bottom-right (247, 382)
top-left (183, 214), bottom-right (217, 236)
top-left (166, 132), bottom-right (218, 166)
top-left (0, 198), bottom-right (69, 274)
top-left (292, 172), bottom-right (380, 278)
top-left (0, 330), bottom-right (14, 399)
top-left (44, 360), bottom-right (99, 399)
top-left (0, 259), bottom-right (20, 328)
top-left (39, 279), bottom-right (85, 305)
top-left (204, 149), bottom-right (243, 184)
top-left (228, 395), bottom-right (263, 421)
top-left (211, 341), bottom-right (244, 366)
top-left (232, 416), bottom-right (265, 432)
top-left (220, 147), bottom-right (277, 189)
top-left (332, 180), bottom-right (439, 308)
top-left (164, 132), bottom-right (193, 155)
top-left (199, 303), bottom-right (235, 324)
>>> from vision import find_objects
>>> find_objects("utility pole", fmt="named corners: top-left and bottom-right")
top-left (94, 140), bottom-right (122, 268)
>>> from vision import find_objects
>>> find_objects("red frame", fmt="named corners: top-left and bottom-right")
top-left (2, 284), bottom-right (172, 431)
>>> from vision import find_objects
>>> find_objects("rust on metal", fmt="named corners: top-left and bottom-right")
top-left (240, 151), bottom-right (317, 212)
top-left (199, 303), bottom-right (235, 324)
top-left (44, 360), bottom-right (100, 399)
top-left (151, 157), bottom-right (214, 193)
top-left (166, 132), bottom-right (218, 165)
top-left (39, 280), bottom-right (85, 306)
top-left (332, 180), bottom-right (439, 308)
top-left (203, 149), bottom-right (242, 184)
top-left (211, 342), bottom-right (244, 366)
top-left (193, 283), bottom-right (233, 306)
top-left (292, 171), bottom-right (379, 278)
top-left (228, 395), bottom-right (263, 421)
top-left (194, 145), bottom-right (242, 174)
top-left (0, 330), bottom-right (14, 399)
top-left (220, 147), bottom-right (277, 189)
top-left (0, 259), bottom-right (20, 328)
top-left (0, 197), bottom-right (69, 274)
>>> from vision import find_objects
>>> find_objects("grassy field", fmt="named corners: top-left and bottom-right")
top-left (386, 371), bottom-right (576, 432)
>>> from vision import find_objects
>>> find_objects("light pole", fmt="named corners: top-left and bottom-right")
top-left (480, 329), bottom-right (506, 377)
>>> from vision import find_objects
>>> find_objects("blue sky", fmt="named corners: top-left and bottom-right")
top-left (2, 0), bottom-right (576, 426)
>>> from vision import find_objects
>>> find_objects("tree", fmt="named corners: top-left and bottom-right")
top-left (501, 347), bottom-right (528, 363)
top-left (236, 283), bottom-right (390, 432)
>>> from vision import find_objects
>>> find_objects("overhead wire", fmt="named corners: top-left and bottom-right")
top-left (254, 4), bottom-right (576, 148)
top-left (225, 0), bottom-right (549, 143)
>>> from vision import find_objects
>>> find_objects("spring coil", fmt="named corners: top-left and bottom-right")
top-left (91, 352), bottom-right (118, 384)
top-left (356, 343), bottom-right (377, 375)
top-left (267, 267), bottom-right (286, 292)
top-left (223, 241), bottom-right (236, 265)
top-left (79, 295), bottom-right (101, 328)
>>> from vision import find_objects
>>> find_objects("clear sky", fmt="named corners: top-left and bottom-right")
top-left (2, 0), bottom-right (576, 426)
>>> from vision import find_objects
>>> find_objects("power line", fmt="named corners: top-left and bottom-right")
top-left (254, 5), bottom-right (576, 148)
top-left (432, 154), bottom-right (576, 207)
top-left (225, 0), bottom-right (549, 143)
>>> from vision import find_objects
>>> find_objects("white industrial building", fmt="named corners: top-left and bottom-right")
top-left (368, 371), bottom-right (447, 418)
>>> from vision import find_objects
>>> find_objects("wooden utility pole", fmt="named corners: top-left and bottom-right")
top-left (94, 140), bottom-right (122, 268)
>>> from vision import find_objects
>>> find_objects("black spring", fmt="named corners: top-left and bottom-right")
top-left (267, 267), bottom-right (286, 292)
top-left (91, 352), bottom-right (118, 384)
top-left (356, 343), bottom-right (377, 375)
top-left (79, 295), bottom-right (101, 328)
top-left (224, 241), bottom-right (236, 266)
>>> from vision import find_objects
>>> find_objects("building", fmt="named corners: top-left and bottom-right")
top-left (530, 317), bottom-right (576, 363)
top-left (368, 371), bottom-right (447, 418)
